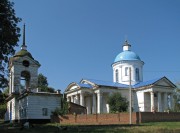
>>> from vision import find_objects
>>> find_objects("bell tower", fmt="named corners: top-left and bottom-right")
top-left (9, 24), bottom-right (41, 94)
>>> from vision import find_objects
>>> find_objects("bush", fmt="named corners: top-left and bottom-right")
top-left (0, 103), bottom-right (6, 119)
top-left (107, 92), bottom-right (128, 113)
top-left (51, 99), bottom-right (68, 116)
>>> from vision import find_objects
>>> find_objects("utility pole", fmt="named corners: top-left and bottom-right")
top-left (129, 67), bottom-right (132, 124)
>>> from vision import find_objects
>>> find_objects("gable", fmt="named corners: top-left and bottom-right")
top-left (65, 82), bottom-right (93, 93)
top-left (134, 76), bottom-right (176, 90)
top-left (154, 77), bottom-right (176, 88)
top-left (155, 80), bottom-right (170, 86)
top-left (65, 82), bottom-right (79, 92)
top-left (69, 85), bottom-right (79, 91)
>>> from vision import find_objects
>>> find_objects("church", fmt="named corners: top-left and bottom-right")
top-left (65, 40), bottom-right (176, 114)
top-left (5, 25), bottom-right (61, 123)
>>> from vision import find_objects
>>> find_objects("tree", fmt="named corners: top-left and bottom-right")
top-left (38, 73), bottom-right (55, 93)
top-left (174, 82), bottom-right (180, 112)
top-left (2, 87), bottom-right (9, 96)
top-left (0, 103), bottom-right (6, 119)
top-left (52, 98), bottom-right (68, 116)
top-left (0, 0), bottom-right (21, 89)
top-left (0, 88), bottom-right (8, 119)
top-left (38, 73), bottom-right (48, 87)
top-left (107, 92), bottom-right (129, 113)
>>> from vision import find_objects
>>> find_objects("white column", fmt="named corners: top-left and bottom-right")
top-left (75, 95), bottom-right (79, 104)
top-left (164, 92), bottom-right (168, 110)
top-left (67, 96), bottom-right (70, 102)
top-left (106, 104), bottom-right (110, 113)
top-left (97, 92), bottom-right (103, 114)
top-left (170, 93), bottom-right (174, 110)
top-left (71, 95), bottom-right (74, 103)
top-left (92, 93), bottom-right (97, 114)
top-left (80, 93), bottom-right (84, 106)
top-left (150, 92), bottom-right (154, 112)
top-left (157, 92), bottom-right (162, 112)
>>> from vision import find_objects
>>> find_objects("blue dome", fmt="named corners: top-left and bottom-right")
top-left (114, 51), bottom-right (141, 63)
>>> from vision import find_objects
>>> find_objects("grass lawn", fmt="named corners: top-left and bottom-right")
top-left (1, 120), bottom-right (180, 133)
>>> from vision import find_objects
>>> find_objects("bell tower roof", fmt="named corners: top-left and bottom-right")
top-left (14, 24), bottom-right (34, 60)
top-left (10, 24), bottom-right (40, 68)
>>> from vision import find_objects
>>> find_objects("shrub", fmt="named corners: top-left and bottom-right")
top-left (51, 98), bottom-right (68, 116)
top-left (107, 92), bottom-right (128, 113)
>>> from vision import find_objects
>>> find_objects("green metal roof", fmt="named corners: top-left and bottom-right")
top-left (14, 49), bottom-right (34, 59)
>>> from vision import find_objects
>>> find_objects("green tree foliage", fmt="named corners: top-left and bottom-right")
top-left (0, 103), bottom-right (6, 119)
top-left (0, 0), bottom-right (21, 89)
top-left (174, 83), bottom-right (180, 112)
top-left (0, 89), bottom-right (8, 119)
top-left (2, 87), bottom-right (9, 96)
top-left (52, 98), bottom-right (69, 116)
top-left (38, 73), bottom-right (55, 93)
top-left (38, 73), bottom-right (48, 87)
top-left (107, 92), bottom-right (129, 113)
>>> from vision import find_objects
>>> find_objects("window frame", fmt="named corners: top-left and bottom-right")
top-left (136, 68), bottom-right (140, 81)
top-left (42, 108), bottom-right (48, 116)
top-left (125, 67), bottom-right (129, 76)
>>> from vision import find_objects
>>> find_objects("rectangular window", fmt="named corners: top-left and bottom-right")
top-left (125, 67), bottom-right (129, 76)
top-left (136, 68), bottom-right (140, 81)
top-left (42, 108), bottom-right (48, 116)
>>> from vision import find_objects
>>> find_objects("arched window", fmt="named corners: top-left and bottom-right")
top-left (20, 71), bottom-right (31, 90)
top-left (115, 69), bottom-right (119, 82)
top-left (136, 68), bottom-right (139, 81)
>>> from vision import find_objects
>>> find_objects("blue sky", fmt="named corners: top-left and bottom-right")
top-left (13, 0), bottom-right (180, 91)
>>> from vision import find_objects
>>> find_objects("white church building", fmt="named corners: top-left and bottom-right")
top-left (5, 25), bottom-right (61, 123)
top-left (65, 40), bottom-right (176, 114)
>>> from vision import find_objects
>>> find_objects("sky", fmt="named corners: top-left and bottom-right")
top-left (12, 0), bottom-right (180, 92)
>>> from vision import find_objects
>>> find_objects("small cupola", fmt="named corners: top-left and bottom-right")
top-left (123, 40), bottom-right (131, 51)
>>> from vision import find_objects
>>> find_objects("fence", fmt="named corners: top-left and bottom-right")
top-left (51, 112), bottom-right (180, 125)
